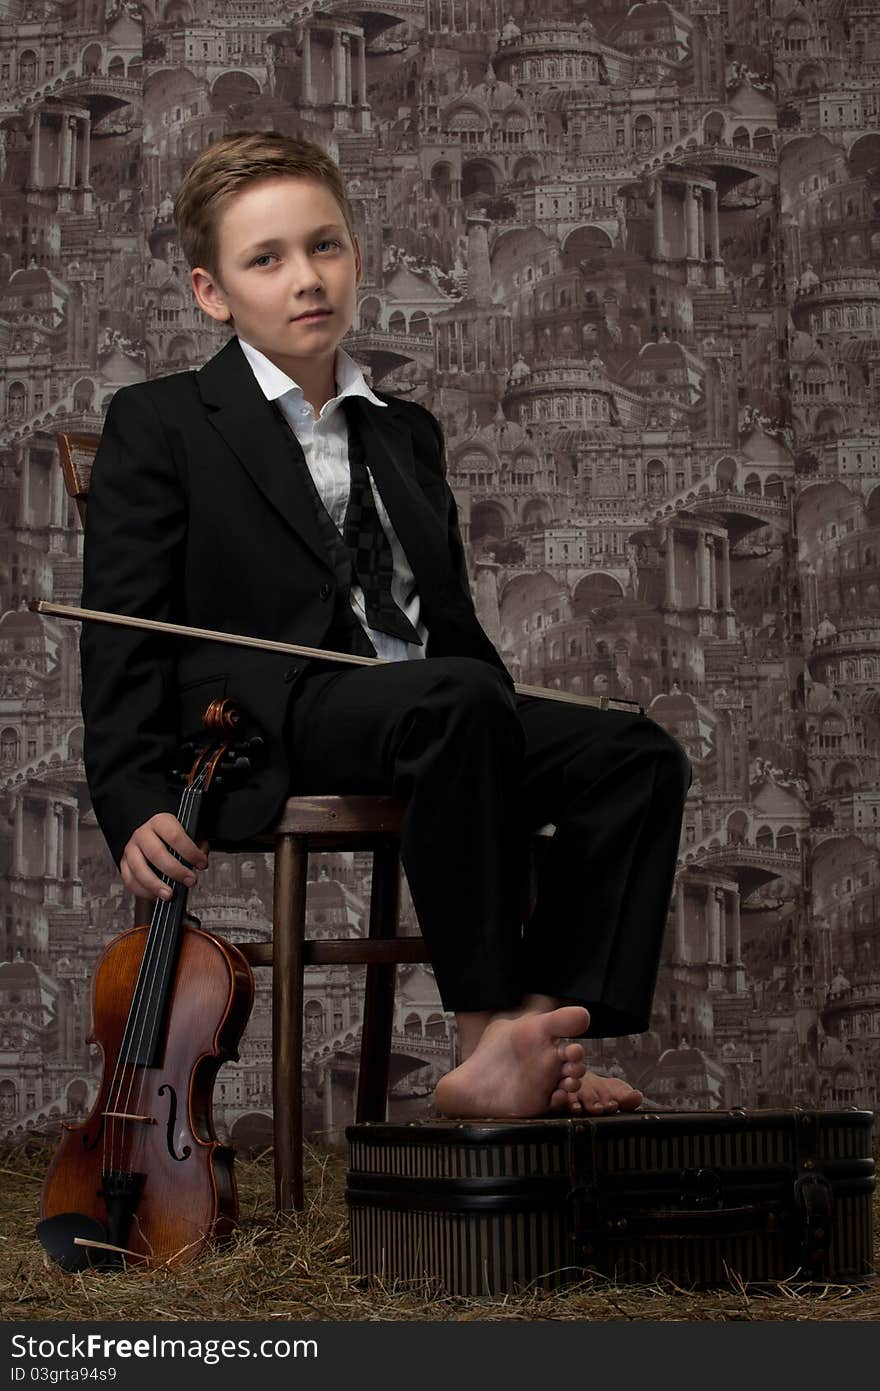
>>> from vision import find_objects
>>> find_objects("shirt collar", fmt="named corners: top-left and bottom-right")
top-left (237, 335), bottom-right (387, 410)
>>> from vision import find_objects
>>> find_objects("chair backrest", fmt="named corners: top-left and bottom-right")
top-left (57, 431), bottom-right (99, 526)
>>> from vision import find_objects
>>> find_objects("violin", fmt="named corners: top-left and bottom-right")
top-left (37, 697), bottom-right (259, 1271)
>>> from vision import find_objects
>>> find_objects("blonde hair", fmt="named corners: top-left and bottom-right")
top-left (172, 130), bottom-right (357, 276)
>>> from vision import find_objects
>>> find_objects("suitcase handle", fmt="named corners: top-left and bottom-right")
top-left (572, 1198), bottom-right (782, 1244)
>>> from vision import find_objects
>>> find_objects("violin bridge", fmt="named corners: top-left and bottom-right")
top-left (102, 1111), bottom-right (157, 1123)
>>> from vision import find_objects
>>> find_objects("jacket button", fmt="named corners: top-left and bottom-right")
top-left (319, 583), bottom-right (332, 601)
top-left (283, 665), bottom-right (299, 683)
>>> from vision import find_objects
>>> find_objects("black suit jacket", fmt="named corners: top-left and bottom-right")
top-left (80, 335), bottom-right (512, 868)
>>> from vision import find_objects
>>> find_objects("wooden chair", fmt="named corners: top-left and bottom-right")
top-left (58, 430), bottom-right (549, 1213)
top-left (187, 796), bottom-right (419, 1215)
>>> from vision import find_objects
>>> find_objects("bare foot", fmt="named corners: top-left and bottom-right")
top-left (434, 1005), bottom-right (590, 1119)
top-left (567, 1073), bottom-right (644, 1116)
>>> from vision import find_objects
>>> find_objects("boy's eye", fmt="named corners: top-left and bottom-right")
top-left (251, 240), bottom-right (339, 267)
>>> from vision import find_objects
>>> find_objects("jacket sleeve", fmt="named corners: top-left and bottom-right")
top-left (79, 384), bottom-right (188, 869)
top-left (411, 402), bottom-right (515, 692)
top-left (415, 404), bottom-right (473, 604)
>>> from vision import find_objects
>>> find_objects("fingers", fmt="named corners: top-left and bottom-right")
top-left (121, 814), bottom-right (209, 901)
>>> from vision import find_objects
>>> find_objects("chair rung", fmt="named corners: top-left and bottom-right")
top-left (235, 939), bottom-right (431, 967)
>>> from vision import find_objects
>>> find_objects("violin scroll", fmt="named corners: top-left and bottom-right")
top-left (201, 696), bottom-right (240, 735)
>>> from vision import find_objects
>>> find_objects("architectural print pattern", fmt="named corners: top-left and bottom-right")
top-left (1, 0), bottom-right (879, 1144)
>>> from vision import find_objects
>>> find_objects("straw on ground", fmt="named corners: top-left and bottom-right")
top-left (2, 1135), bottom-right (877, 1322)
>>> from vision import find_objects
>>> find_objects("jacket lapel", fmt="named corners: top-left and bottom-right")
top-left (196, 336), bottom-right (456, 604)
top-left (197, 337), bottom-right (332, 573)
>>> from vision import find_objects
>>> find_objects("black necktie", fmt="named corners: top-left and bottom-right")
top-left (340, 398), bottom-right (423, 646)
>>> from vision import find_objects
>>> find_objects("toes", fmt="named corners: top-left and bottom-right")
top-left (605, 1082), bottom-right (643, 1110)
top-left (558, 1041), bottom-right (585, 1063)
top-left (578, 1088), bottom-right (615, 1114)
top-left (578, 1085), bottom-right (602, 1106)
top-left (576, 1072), bottom-right (644, 1112)
top-left (552, 1005), bottom-right (590, 1038)
top-left (560, 1060), bottom-right (587, 1079)
top-left (563, 1073), bottom-right (641, 1118)
top-left (617, 1094), bottom-right (642, 1112)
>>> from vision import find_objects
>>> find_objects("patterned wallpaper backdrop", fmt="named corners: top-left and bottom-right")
top-left (1, 0), bottom-right (879, 1147)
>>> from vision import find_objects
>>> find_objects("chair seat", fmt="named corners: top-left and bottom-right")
top-left (236, 937), bottom-right (430, 967)
top-left (216, 793), bottom-right (554, 847)
top-left (267, 793), bottom-right (405, 836)
top-left (211, 794), bottom-right (406, 854)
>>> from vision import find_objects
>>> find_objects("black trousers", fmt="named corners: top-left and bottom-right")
top-left (285, 654), bottom-right (693, 1035)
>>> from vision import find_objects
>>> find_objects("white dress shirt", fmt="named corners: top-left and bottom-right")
top-left (237, 336), bottom-right (428, 662)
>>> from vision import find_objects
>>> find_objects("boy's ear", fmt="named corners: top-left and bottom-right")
top-left (191, 265), bottom-right (232, 323)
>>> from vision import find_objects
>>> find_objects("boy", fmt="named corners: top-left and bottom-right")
top-left (80, 131), bottom-right (692, 1120)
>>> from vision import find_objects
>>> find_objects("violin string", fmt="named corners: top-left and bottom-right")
top-left (118, 774), bottom-right (207, 1165)
top-left (104, 777), bottom-right (199, 1181)
top-left (103, 777), bottom-right (202, 1179)
top-left (103, 779), bottom-right (196, 1180)
top-left (110, 773), bottom-right (205, 1178)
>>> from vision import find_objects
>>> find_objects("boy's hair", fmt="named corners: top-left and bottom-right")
top-left (172, 130), bottom-right (357, 278)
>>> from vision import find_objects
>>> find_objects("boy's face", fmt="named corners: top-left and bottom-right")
top-left (190, 175), bottom-right (362, 374)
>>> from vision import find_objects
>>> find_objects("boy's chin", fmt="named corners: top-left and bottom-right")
top-left (246, 328), bottom-right (345, 357)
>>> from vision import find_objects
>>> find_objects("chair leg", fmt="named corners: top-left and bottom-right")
top-left (357, 839), bottom-right (401, 1123)
top-left (272, 834), bottom-right (308, 1213)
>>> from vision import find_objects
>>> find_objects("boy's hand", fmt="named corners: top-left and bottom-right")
top-left (121, 813), bottom-right (209, 901)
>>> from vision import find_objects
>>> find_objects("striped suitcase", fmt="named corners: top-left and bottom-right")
top-left (346, 1108), bottom-right (876, 1293)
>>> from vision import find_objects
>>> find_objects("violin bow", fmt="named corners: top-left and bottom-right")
top-left (28, 600), bottom-right (644, 716)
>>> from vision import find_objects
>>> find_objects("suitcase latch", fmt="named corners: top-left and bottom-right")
top-left (794, 1170), bottom-right (834, 1271)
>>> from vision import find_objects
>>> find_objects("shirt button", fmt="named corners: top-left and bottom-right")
top-left (320, 583), bottom-right (332, 601)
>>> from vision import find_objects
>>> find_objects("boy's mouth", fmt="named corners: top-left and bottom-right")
top-left (293, 309), bottom-right (332, 321)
